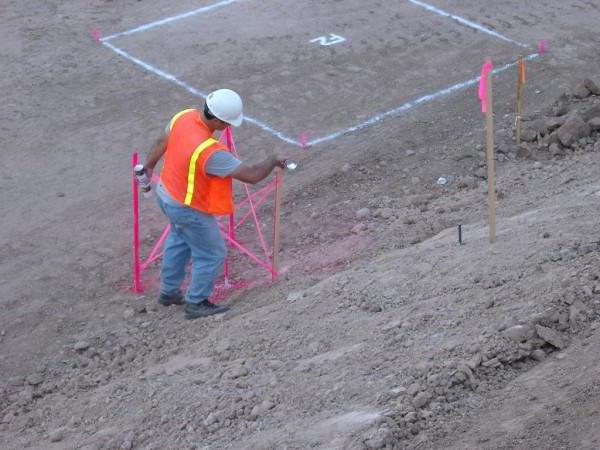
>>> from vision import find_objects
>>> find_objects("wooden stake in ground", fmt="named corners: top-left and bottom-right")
top-left (515, 55), bottom-right (526, 145)
top-left (271, 168), bottom-right (283, 280)
top-left (485, 65), bottom-right (496, 243)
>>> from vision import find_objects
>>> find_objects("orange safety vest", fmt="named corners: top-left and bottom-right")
top-left (160, 109), bottom-right (234, 215)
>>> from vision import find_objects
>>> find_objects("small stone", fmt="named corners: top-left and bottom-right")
top-left (582, 285), bottom-right (594, 297)
top-left (249, 400), bottom-right (275, 419)
top-left (556, 114), bottom-right (591, 147)
top-left (26, 373), bottom-right (44, 386)
top-left (466, 354), bottom-right (482, 369)
top-left (286, 291), bottom-right (303, 302)
top-left (380, 208), bottom-right (394, 219)
top-left (223, 365), bottom-right (248, 380)
top-left (7, 377), bottom-right (24, 388)
top-left (584, 78), bottom-right (600, 95)
top-left (407, 383), bottom-right (421, 396)
top-left (553, 102), bottom-right (570, 117)
top-left (573, 82), bottom-right (591, 99)
top-left (503, 324), bottom-right (535, 343)
top-left (569, 300), bottom-right (588, 326)
top-left (365, 427), bottom-right (395, 450)
top-left (73, 341), bottom-right (90, 351)
top-left (356, 208), bottom-right (371, 219)
top-left (123, 308), bottom-right (135, 319)
top-left (588, 117), bottom-right (600, 131)
top-left (204, 412), bottom-right (220, 426)
top-left (120, 431), bottom-right (135, 450)
top-left (49, 428), bottom-right (65, 442)
top-left (516, 145), bottom-right (532, 159)
top-left (535, 325), bottom-right (566, 349)
top-left (1, 411), bottom-right (16, 424)
top-left (549, 143), bottom-right (564, 157)
top-left (382, 319), bottom-right (403, 332)
top-left (583, 105), bottom-right (600, 121)
top-left (526, 118), bottom-right (551, 135)
top-left (533, 161), bottom-right (543, 169)
top-left (531, 349), bottom-right (546, 361)
top-left (412, 391), bottom-right (432, 409)
top-left (474, 167), bottom-right (487, 179)
top-left (542, 232), bottom-right (551, 239)
top-left (482, 357), bottom-right (502, 368)
top-left (406, 150), bottom-right (416, 156)
top-left (405, 412), bottom-right (418, 423)
top-left (520, 128), bottom-right (538, 142)
top-left (341, 163), bottom-right (351, 173)
top-left (542, 131), bottom-right (561, 147)
top-left (369, 304), bottom-right (382, 313)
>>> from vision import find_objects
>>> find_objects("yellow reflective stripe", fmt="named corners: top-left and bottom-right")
top-left (169, 108), bottom-right (195, 131)
top-left (184, 138), bottom-right (218, 205)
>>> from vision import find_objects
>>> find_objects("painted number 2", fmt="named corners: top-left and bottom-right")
top-left (310, 33), bottom-right (346, 47)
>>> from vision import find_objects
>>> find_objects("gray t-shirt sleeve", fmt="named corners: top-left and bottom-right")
top-left (205, 151), bottom-right (242, 178)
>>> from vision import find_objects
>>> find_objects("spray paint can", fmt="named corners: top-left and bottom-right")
top-left (134, 164), bottom-right (152, 198)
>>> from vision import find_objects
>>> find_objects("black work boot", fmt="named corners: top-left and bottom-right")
top-left (158, 291), bottom-right (185, 307)
top-left (184, 300), bottom-right (229, 320)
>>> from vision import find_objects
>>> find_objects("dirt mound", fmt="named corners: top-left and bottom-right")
top-left (4, 160), bottom-right (600, 449)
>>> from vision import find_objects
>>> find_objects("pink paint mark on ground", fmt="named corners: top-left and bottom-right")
top-left (299, 132), bottom-right (311, 150)
top-left (211, 279), bottom-right (263, 303)
top-left (538, 39), bottom-right (547, 55)
top-left (91, 27), bottom-right (102, 43)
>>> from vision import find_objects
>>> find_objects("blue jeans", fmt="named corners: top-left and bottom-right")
top-left (157, 195), bottom-right (226, 304)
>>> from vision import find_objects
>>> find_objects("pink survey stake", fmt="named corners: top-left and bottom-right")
top-left (478, 60), bottom-right (494, 113)
top-left (538, 39), bottom-right (547, 55)
top-left (131, 152), bottom-right (142, 294)
top-left (91, 27), bottom-right (102, 43)
top-left (299, 132), bottom-right (310, 149)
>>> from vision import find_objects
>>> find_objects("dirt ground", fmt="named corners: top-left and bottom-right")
top-left (2, 0), bottom-right (600, 448)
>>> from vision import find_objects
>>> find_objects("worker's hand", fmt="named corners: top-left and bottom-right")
top-left (145, 167), bottom-right (154, 181)
top-left (271, 155), bottom-right (288, 169)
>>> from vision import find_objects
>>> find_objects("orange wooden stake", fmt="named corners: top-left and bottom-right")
top-left (516, 56), bottom-right (526, 145)
top-left (272, 168), bottom-right (283, 280)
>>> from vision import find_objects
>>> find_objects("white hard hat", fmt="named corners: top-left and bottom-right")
top-left (206, 89), bottom-right (244, 127)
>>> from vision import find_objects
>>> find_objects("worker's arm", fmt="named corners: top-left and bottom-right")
top-left (230, 155), bottom-right (287, 184)
top-left (144, 133), bottom-right (168, 180)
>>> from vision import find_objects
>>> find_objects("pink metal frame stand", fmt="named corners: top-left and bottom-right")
top-left (131, 128), bottom-right (280, 296)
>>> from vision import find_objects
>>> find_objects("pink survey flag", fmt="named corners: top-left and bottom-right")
top-left (298, 132), bottom-right (310, 150)
top-left (91, 27), bottom-right (102, 43)
top-left (478, 60), bottom-right (494, 113)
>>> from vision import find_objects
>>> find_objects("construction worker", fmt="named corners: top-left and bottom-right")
top-left (143, 89), bottom-right (287, 320)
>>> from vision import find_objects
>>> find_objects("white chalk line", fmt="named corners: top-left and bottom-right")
top-left (307, 53), bottom-right (540, 147)
top-left (407, 0), bottom-right (529, 49)
top-left (101, 0), bottom-right (242, 42)
top-left (104, 40), bottom-right (537, 147)
top-left (102, 41), bottom-right (299, 146)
